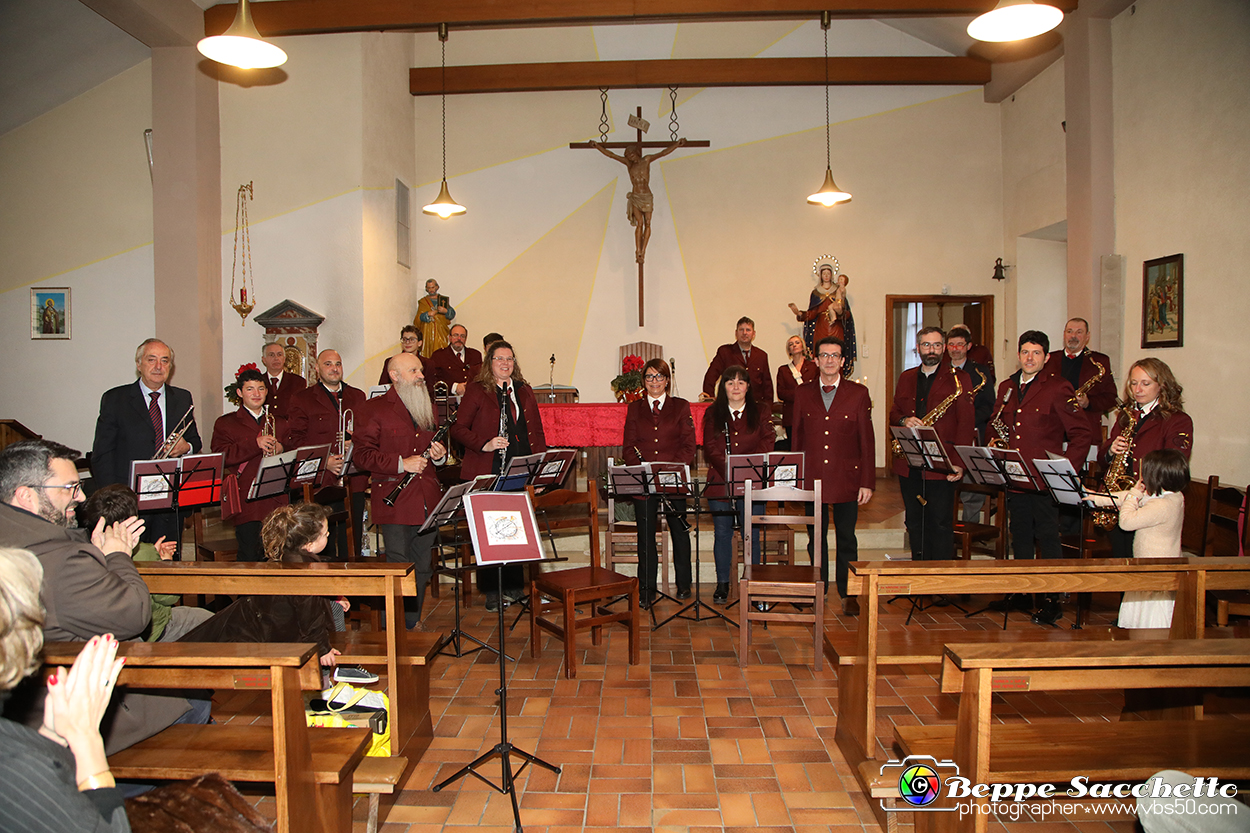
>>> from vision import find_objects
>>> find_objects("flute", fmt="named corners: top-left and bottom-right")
top-left (382, 412), bottom-right (457, 507)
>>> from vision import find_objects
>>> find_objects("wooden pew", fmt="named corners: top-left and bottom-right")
top-left (136, 561), bottom-right (439, 761)
top-left (43, 641), bottom-right (369, 833)
top-left (829, 556), bottom-right (1250, 832)
top-left (897, 639), bottom-right (1250, 833)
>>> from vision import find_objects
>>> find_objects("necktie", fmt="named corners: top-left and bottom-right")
top-left (503, 385), bottom-right (517, 423)
top-left (652, 400), bottom-right (661, 417)
top-left (732, 410), bottom-right (741, 422)
top-left (148, 392), bottom-right (163, 443)
top-left (822, 385), bottom-right (835, 394)
top-left (270, 376), bottom-right (279, 389)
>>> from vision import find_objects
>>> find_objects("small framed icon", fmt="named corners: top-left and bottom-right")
top-left (31, 287), bottom-right (70, 340)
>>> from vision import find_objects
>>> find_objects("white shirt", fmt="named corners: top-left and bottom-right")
top-left (647, 394), bottom-right (667, 411)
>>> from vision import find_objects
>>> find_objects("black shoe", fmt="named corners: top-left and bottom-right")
top-left (1032, 600), bottom-right (1063, 626)
top-left (676, 587), bottom-right (692, 600)
top-left (712, 583), bottom-right (729, 604)
top-left (503, 588), bottom-right (526, 603)
top-left (639, 589), bottom-right (656, 609)
top-left (988, 593), bottom-right (1033, 613)
top-left (484, 594), bottom-right (500, 612)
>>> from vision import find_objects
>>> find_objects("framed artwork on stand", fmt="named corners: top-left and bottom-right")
top-left (1141, 254), bottom-right (1183, 348)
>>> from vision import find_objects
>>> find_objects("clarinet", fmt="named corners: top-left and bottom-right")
top-left (497, 388), bottom-right (510, 471)
top-left (383, 412), bottom-right (457, 507)
top-left (724, 420), bottom-right (740, 532)
top-left (635, 446), bottom-right (691, 534)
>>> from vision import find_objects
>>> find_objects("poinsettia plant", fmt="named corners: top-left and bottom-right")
top-left (611, 354), bottom-right (645, 395)
top-left (224, 362), bottom-right (259, 407)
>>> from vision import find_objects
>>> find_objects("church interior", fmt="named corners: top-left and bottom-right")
top-left (1, 0), bottom-right (1248, 830)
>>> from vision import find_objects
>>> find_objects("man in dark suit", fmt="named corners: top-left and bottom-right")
top-left (1045, 317), bottom-right (1117, 448)
top-left (286, 349), bottom-right (368, 561)
top-left (889, 328), bottom-right (975, 562)
top-left (791, 336), bottom-right (875, 614)
top-left (702, 316), bottom-right (773, 409)
top-left (425, 324), bottom-right (483, 396)
top-left (261, 341), bottom-right (306, 418)
top-left (91, 338), bottom-right (202, 548)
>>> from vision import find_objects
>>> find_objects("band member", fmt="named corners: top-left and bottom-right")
top-left (1046, 318), bottom-right (1117, 442)
top-left (776, 335), bottom-right (818, 451)
top-left (992, 331), bottom-right (1092, 623)
top-left (702, 317), bottom-right (774, 409)
top-left (624, 359), bottom-right (696, 608)
top-left (889, 328), bottom-right (974, 562)
top-left (791, 336), bottom-right (874, 614)
top-left (286, 349), bottom-right (369, 561)
top-left (91, 338), bottom-right (202, 547)
top-left (379, 325), bottom-right (423, 386)
top-left (261, 341), bottom-right (306, 419)
top-left (1099, 358), bottom-right (1193, 559)
top-left (702, 366), bottom-right (775, 604)
top-left (946, 324), bottom-right (995, 443)
top-left (211, 369), bottom-right (290, 563)
top-left (452, 340), bottom-right (547, 611)
top-left (354, 353), bottom-right (447, 631)
top-left (425, 324), bottom-right (483, 396)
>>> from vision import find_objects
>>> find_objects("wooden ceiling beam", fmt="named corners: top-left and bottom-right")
top-left (205, 0), bottom-right (1079, 37)
top-left (409, 56), bottom-right (990, 95)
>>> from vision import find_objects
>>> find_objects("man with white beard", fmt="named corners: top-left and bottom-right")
top-left (353, 353), bottom-right (447, 631)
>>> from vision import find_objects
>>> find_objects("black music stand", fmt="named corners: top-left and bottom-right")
top-left (425, 478), bottom-right (502, 659)
top-left (714, 453), bottom-right (798, 618)
top-left (603, 461), bottom-right (669, 624)
top-left (434, 492), bottom-right (561, 832)
top-left (131, 453), bottom-right (225, 560)
top-left (1035, 457), bottom-right (1118, 629)
top-left (507, 450), bottom-right (577, 633)
top-left (656, 463), bottom-right (730, 629)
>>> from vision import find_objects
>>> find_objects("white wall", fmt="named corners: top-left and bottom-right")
top-left (1014, 236), bottom-right (1068, 344)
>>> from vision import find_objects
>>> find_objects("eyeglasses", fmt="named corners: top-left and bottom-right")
top-left (816, 352), bottom-right (842, 360)
top-left (917, 342), bottom-right (945, 351)
top-left (400, 337), bottom-right (420, 344)
top-left (644, 374), bottom-right (666, 381)
top-left (492, 356), bottom-right (515, 363)
top-left (40, 482), bottom-right (83, 496)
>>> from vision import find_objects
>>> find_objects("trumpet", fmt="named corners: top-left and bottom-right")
top-left (337, 407), bottom-right (354, 457)
top-left (383, 412), bottom-right (457, 507)
top-left (260, 405), bottom-right (276, 440)
top-left (155, 406), bottom-right (195, 458)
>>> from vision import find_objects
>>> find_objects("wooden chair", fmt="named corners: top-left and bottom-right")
top-left (953, 482), bottom-right (1005, 560)
top-left (605, 493), bottom-right (670, 595)
top-left (191, 507), bottom-right (238, 562)
top-left (529, 487), bottom-right (640, 678)
top-left (739, 480), bottom-right (824, 671)
top-left (1203, 475), bottom-right (1250, 625)
top-left (302, 481), bottom-right (359, 561)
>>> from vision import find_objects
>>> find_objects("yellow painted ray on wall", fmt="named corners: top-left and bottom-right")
top-left (457, 181), bottom-right (615, 385)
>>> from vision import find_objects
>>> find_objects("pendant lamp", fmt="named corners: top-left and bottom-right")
top-left (423, 24), bottom-right (466, 219)
top-left (967, 0), bottom-right (1064, 42)
top-left (197, 0), bottom-right (287, 69)
top-left (807, 13), bottom-right (851, 207)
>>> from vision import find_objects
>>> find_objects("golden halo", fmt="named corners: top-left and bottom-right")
top-left (811, 255), bottom-right (840, 282)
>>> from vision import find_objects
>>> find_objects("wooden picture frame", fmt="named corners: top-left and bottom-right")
top-left (1141, 254), bottom-right (1183, 348)
top-left (31, 287), bottom-right (70, 340)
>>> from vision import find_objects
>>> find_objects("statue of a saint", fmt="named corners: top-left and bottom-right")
top-left (788, 262), bottom-right (857, 377)
top-left (415, 278), bottom-right (456, 358)
top-left (589, 138), bottom-right (687, 264)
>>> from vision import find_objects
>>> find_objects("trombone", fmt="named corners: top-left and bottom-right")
top-left (155, 406), bottom-right (195, 458)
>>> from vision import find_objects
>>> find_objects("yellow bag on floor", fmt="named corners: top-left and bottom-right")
top-left (306, 682), bottom-right (391, 757)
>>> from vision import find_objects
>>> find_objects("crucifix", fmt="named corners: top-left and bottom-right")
top-left (571, 106), bottom-right (709, 326)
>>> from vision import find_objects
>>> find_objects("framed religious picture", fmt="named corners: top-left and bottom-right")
top-left (31, 287), bottom-right (70, 340)
top-left (1141, 254), bottom-right (1183, 348)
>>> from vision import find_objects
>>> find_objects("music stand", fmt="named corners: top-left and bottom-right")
top-left (247, 450), bottom-right (302, 501)
top-left (131, 453), bottom-right (225, 560)
top-left (289, 444), bottom-right (332, 490)
top-left (424, 479), bottom-right (500, 659)
top-left (1035, 456), bottom-right (1114, 630)
top-left (434, 491), bottom-right (561, 831)
top-left (495, 452), bottom-right (548, 492)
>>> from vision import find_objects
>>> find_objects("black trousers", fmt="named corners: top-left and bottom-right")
top-left (635, 496), bottom-right (691, 594)
top-left (234, 520), bottom-right (263, 562)
top-left (381, 523), bottom-right (436, 626)
top-left (1006, 491), bottom-right (1062, 559)
top-left (898, 473), bottom-right (956, 561)
top-left (806, 501), bottom-right (859, 596)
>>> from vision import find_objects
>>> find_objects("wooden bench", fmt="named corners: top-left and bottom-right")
top-left (137, 561), bottom-right (438, 761)
top-left (44, 641), bottom-right (371, 833)
top-left (830, 556), bottom-right (1250, 832)
top-left (896, 639), bottom-right (1250, 833)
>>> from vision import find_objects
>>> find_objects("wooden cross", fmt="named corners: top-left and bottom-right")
top-left (571, 106), bottom-right (709, 326)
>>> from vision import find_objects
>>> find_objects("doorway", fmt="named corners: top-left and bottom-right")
top-left (884, 294), bottom-right (994, 466)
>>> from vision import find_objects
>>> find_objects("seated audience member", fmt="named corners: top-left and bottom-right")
top-left (80, 485), bottom-right (212, 642)
top-left (181, 503), bottom-right (348, 671)
top-left (0, 549), bottom-right (131, 832)
top-left (0, 439), bottom-right (204, 755)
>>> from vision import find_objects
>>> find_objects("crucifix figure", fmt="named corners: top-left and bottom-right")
top-left (571, 106), bottom-right (708, 326)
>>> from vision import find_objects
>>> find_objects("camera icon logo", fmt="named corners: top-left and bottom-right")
top-left (880, 755), bottom-right (959, 812)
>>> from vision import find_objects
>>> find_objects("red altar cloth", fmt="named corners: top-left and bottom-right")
top-left (537, 402), bottom-right (712, 447)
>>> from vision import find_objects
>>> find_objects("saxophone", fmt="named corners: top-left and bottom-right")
top-left (890, 366), bottom-right (964, 456)
top-left (1068, 352), bottom-right (1106, 409)
top-left (1092, 404), bottom-right (1140, 529)
top-left (987, 385), bottom-right (1013, 448)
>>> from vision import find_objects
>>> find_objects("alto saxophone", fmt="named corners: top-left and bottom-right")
top-left (1092, 404), bottom-right (1140, 529)
top-left (987, 385), bottom-right (1013, 448)
top-left (1068, 352), bottom-right (1106, 409)
top-left (890, 366), bottom-right (963, 455)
